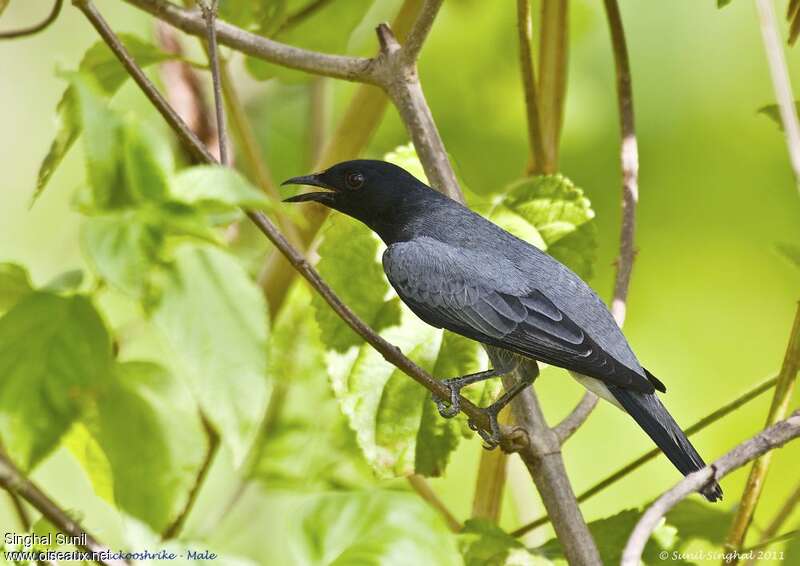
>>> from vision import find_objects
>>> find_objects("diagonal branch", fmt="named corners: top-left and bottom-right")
top-left (123, 0), bottom-right (377, 82)
top-left (621, 410), bottom-right (800, 566)
top-left (516, 0), bottom-right (546, 174)
top-left (0, 451), bottom-right (126, 566)
top-left (0, 0), bottom-right (63, 40)
top-left (401, 0), bottom-right (443, 64)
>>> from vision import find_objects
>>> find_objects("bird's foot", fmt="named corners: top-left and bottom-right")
top-left (432, 369), bottom-right (500, 419)
top-left (467, 406), bottom-right (503, 450)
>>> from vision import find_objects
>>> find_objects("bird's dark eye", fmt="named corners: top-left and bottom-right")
top-left (345, 172), bottom-right (365, 189)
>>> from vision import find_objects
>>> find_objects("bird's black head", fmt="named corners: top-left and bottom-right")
top-left (282, 159), bottom-right (432, 241)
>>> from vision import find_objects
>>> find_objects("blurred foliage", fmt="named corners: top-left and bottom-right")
top-left (1, 0), bottom-right (799, 564)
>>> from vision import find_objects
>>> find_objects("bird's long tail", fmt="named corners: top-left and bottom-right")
top-left (609, 386), bottom-right (723, 502)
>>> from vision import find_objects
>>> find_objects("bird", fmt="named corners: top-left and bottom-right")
top-left (282, 159), bottom-right (723, 502)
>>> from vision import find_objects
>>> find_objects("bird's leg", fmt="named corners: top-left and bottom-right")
top-left (433, 369), bottom-right (501, 418)
top-left (468, 362), bottom-right (538, 449)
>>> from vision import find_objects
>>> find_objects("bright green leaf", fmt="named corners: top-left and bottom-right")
top-left (87, 361), bottom-right (206, 532)
top-left (64, 423), bottom-right (115, 504)
top-left (42, 269), bottom-right (84, 293)
top-left (291, 490), bottom-right (461, 566)
top-left (35, 35), bottom-right (172, 201)
top-left (82, 212), bottom-right (162, 297)
top-left (478, 174), bottom-right (597, 279)
top-left (122, 116), bottom-right (173, 203)
top-left (154, 244), bottom-right (269, 464)
top-left (459, 519), bottom-right (549, 566)
top-left (384, 143), bottom-right (427, 183)
top-left (313, 216), bottom-right (401, 352)
top-left (0, 263), bottom-right (33, 312)
top-left (170, 165), bottom-right (271, 211)
top-left (0, 293), bottom-right (112, 469)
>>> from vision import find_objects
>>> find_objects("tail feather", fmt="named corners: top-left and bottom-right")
top-left (609, 385), bottom-right (723, 502)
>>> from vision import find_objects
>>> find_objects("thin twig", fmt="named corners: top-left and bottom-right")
top-left (742, 528), bottom-right (800, 553)
top-left (756, 0), bottom-right (800, 195)
top-left (744, 479), bottom-right (800, 565)
top-left (406, 474), bottom-right (461, 532)
top-left (123, 0), bottom-right (377, 82)
top-left (0, 0), bottom-right (63, 40)
top-left (161, 413), bottom-right (220, 540)
top-left (198, 0), bottom-right (229, 166)
top-left (513, 375), bottom-right (779, 537)
top-left (400, 0), bottom-right (442, 64)
top-left (0, 452), bottom-right (126, 566)
top-left (552, 0), bottom-right (639, 445)
top-left (516, 0), bottom-right (546, 175)
top-left (724, 304), bottom-right (800, 562)
top-left (621, 411), bottom-right (800, 566)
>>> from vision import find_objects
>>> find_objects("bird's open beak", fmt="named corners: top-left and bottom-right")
top-left (281, 174), bottom-right (336, 204)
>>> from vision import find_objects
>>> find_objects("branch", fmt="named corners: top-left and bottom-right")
top-left (756, 0), bottom-right (800, 195)
top-left (621, 410), bottom-right (800, 566)
top-left (161, 413), bottom-right (219, 539)
top-left (0, 451), bottom-right (125, 566)
top-left (0, 0), bottom-right (63, 40)
top-left (406, 474), bottom-right (461, 532)
top-left (400, 0), bottom-right (442, 64)
top-left (198, 0), bottom-right (229, 166)
top-left (516, 0), bottom-right (546, 175)
top-left (123, 0), bottom-right (377, 82)
top-left (724, 304), bottom-right (800, 561)
top-left (73, 0), bottom-right (509, 451)
top-left (552, 0), bottom-right (639, 444)
top-left (744, 479), bottom-right (800, 565)
top-left (513, 375), bottom-right (779, 537)
top-left (503, 370), bottom-right (601, 564)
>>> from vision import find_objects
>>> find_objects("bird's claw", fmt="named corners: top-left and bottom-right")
top-left (468, 409), bottom-right (502, 450)
top-left (432, 378), bottom-right (463, 419)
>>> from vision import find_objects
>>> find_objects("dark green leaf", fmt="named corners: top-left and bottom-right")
top-left (776, 242), bottom-right (800, 270)
top-left (758, 102), bottom-right (800, 131)
top-left (42, 269), bottom-right (84, 293)
top-left (718, 0), bottom-right (733, 7)
top-left (0, 293), bottom-right (112, 468)
top-left (312, 217), bottom-right (401, 352)
top-left (538, 508), bottom-right (685, 565)
top-left (86, 361), bottom-right (205, 532)
top-left (0, 263), bottom-right (33, 312)
top-left (291, 490), bottom-right (461, 566)
top-left (35, 35), bottom-right (173, 201)
top-left (245, 0), bottom-right (374, 82)
top-left (170, 165), bottom-right (271, 211)
top-left (458, 519), bottom-right (532, 566)
top-left (153, 244), bottom-right (269, 463)
top-left (664, 499), bottom-right (735, 547)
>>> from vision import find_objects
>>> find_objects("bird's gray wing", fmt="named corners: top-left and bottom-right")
top-left (383, 238), bottom-right (654, 393)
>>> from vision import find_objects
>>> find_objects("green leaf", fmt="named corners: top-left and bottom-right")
top-left (0, 263), bottom-right (33, 312)
top-left (758, 101), bottom-right (800, 131)
top-left (42, 269), bottom-right (84, 293)
top-left (35, 35), bottom-right (172, 201)
top-left (384, 143), bottom-right (427, 183)
top-left (478, 174), bottom-right (597, 279)
top-left (153, 244), bottom-right (269, 464)
top-left (664, 499), bottom-right (735, 547)
top-left (538, 509), bottom-right (687, 565)
top-left (313, 217), bottom-right (401, 352)
top-left (86, 361), bottom-right (206, 532)
top-left (82, 211), bottom-right (162, 297)
top-left (718, 0), bottom-right (733, 7)
top-left (245, 0), bottom-right (374, 82)
top-left (64, 423), bottom-right (115, 504)
top-left (121, 116), bottom-right (173, 203)
top-left (0, 293), bottom-right (112, 468)
top-left (776, 242), bottom-right (800, 270)
top-left (170, 165), bottom-right (271, 211)
top-left (291, 490), bottom-right (461, 566)
top-left (459, 519), bottom-right (549, 566)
